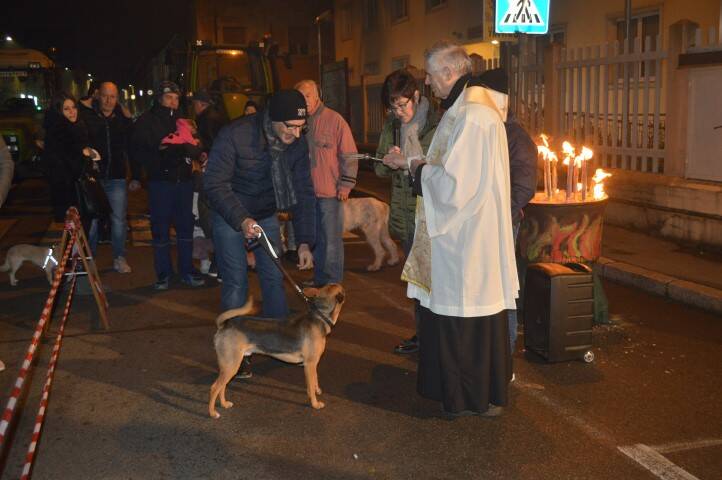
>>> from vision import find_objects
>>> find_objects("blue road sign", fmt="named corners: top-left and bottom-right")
top-left (495, 0), bottom-right (550, 35)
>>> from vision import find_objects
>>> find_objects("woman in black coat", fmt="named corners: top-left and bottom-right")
top-left (43, 93), bottom-right (97, 226)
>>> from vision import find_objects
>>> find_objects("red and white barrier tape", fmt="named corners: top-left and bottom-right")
top-left (0, 231), bottom-right (76, 447)
top-left (20, 256), bottom-right (78, 479)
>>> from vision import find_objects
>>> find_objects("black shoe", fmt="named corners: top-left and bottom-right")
top-left (234, 357), bottom-right (252, 380)
top-left (181, 273), bottom-right (206, 287)
top-left (154, 276), bottom-right (170, 290)
top-left (393, 335), bottom-right (419, 354)
top-left (207, 261), bottom-right (218, 278)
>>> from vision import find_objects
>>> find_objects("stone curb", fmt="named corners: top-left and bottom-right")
top-left (593, 256), bottom-right (722, 315)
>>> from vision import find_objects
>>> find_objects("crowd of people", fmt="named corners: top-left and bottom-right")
top-left (36, 40), bottom-right (537, 417)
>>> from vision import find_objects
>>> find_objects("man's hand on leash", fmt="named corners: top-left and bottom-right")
top-left (241, 218), bottom-right (259, 239)
top-left (297, 244), bottom-right (313, 270)
top-left (337, 189), bottom-right (350, 201)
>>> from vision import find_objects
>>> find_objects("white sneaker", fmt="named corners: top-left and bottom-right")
top-left (200, 259), bottom-right (211, 274)
top-left (113, 256), bottom-right (132, 273)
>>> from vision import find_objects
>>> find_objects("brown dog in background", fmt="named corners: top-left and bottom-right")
top-left (343, 197), bottom-right (400, 271)
top-left (209, 284), bottom-right (346, 419)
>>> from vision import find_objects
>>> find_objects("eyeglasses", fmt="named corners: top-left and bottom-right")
top-left (389, 98), bottom-right (412, 113)
top-left (283, 121), bottom-right (308, 134)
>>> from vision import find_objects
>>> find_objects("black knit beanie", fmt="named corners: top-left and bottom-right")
top-left (268, 89), bottom-right (307, 122)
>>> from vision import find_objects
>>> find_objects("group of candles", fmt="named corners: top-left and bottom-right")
top-left (537, 135), bottom-right (610, 202)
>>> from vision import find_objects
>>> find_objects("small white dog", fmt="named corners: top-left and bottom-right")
top-left (0, 244), bottom-right (58, 286)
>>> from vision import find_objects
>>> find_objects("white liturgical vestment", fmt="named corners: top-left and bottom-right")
top-left (402, 85), bottom-right (519, 317)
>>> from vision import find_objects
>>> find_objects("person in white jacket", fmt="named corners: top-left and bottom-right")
top-left (383, 41), bottom-right (518, 417)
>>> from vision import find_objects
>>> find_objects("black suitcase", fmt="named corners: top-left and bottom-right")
top-left (523, 263), bottom-right (595, 363)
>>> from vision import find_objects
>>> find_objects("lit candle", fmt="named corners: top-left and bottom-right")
top-left (550, 152), bottom-right (559, 197)
top-left (562, 141), bottom-right (575, 202)
top-left (580, 146), bottom-right (593, 201)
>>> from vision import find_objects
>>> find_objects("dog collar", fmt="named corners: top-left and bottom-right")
top-left (313, 310), bottom-right (335, 330)
top-left (43, 248), bottom-right (58, 269)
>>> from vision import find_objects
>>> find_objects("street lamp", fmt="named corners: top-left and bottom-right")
top-left (5, 36), bottom-right (12, 42)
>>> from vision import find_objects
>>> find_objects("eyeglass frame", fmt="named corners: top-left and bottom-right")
top-left (282, 121), bottom-right (308, 134)
top-left (388, 97), bottom-right (413, 113)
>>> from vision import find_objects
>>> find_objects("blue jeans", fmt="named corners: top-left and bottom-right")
top-left (313, 197), bottom-right (344, 286)
top-left (213, 212), bottom-right (288, 317)
top-left (509, 222), bottom-right (521, 351)
top-left (148, 180), bottom-right (195, 280)
top-left (89, 179), bottom-right (128, 258)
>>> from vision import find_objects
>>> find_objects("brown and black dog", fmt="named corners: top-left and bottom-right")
top-left (209, 284), bottom-right (346, 419)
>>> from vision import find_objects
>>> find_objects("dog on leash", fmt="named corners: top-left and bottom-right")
top-left (0, 244), bottom-right (58, 286)
top-left (209, 284), bottom-right (346, 419)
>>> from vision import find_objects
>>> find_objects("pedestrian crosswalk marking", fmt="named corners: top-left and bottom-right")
top-left (501, 0), bottom-right (544, 26)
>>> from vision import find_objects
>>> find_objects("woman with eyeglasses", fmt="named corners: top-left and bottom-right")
top-left (375, 68), bottom-right (441, 355)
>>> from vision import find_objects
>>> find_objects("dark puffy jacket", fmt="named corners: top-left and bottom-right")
top-left (131, 104), bottom-right (197, 182)
top-left (203, 113), bottom-right (316, 246)
top-left (79, 101), bottom-right (136, 180)
top-left (506, 112), bottom-right (537, 225)
top-left (42, 109), bottom-right (90, 182)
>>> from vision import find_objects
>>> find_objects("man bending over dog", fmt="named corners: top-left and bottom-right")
top-left (204, 90), bottom-right (316, 378)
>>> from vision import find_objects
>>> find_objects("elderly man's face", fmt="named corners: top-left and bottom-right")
top-left (424, 61), bottom-right (456, 99)
top-left (99, 83), bottom-right (118, 116)
top-left (272, 119), bottom-right (306, 145)
top-left (296, 82), bottom-right (321, 116)
top-left (161, 93), bottom-right (180, 110)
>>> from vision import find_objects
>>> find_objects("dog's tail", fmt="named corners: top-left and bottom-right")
top-left (215, 296), bottom-right (254, 329)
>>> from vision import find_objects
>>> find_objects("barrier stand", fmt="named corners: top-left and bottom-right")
top-left (20, 257), bottom-right (78, 480)
top-left (56, 207), bottom-right (109, 330)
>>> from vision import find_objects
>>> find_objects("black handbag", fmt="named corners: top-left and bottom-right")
top-left (75, 165), bottom-right (112, 219)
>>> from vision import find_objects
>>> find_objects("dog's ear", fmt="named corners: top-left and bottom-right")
top-left (303, 287), bottom-right (320, 298)
top-left (335, 292), bottom-right (345, 304)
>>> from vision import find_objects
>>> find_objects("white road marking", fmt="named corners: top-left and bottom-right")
top-left (650, 438), bottom-right (722, 454)
top-left (618, 444), bottom-right (701, 480)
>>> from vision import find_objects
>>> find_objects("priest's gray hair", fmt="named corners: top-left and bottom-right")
top-left (424, 41), bottom-right (472, 75)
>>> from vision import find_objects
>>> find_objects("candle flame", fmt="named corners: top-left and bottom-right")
top-left (539, 134), bottom-right (550, 148)
top-left (537, 145), bottom-right (550, 159)
top-left (592, 168), bottom-right (612, 200)
top-left (581, 146), bottom-right (593, 160)
top-left (562, 141), bottom-right (575, 157)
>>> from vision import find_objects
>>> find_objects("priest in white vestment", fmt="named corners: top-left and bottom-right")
top-left (383, 41), bottom-right (519, 417)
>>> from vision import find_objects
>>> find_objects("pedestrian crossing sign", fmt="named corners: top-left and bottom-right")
top-left (495, 0), bottom-right (550, 34)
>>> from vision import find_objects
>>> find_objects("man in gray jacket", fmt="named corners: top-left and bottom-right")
top-left (0, 136), bottom-right (13, 207)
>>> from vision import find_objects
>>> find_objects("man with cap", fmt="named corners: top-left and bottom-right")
top-left (205, 89), bottom-right (315, 311)
top-left (131, 80), bottom-right (206, 290)
top-left (476, 68), bottom-right (537, 354)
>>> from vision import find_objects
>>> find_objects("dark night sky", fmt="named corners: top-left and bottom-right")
top-left (1, 0), bottom-right (192, 84)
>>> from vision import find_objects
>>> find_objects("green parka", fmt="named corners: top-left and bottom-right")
top-left (374, 103), bottom-right (440, 243)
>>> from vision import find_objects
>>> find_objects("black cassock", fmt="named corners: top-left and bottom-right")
top-left (417, 305), bottom-right (512, 414)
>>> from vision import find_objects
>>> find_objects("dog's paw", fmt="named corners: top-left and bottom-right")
top-left (366, 264), bottom-right (381, 272)
top-left (387, 258), bottom-right (400, 266)
top-left (311, 401), bottom-right (325, 410)
top-left (210, 411), bottom-right (221, 419)
top-left (221, 400), bottom-right (234, 409)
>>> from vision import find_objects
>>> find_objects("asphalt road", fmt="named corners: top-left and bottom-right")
top-left (1, 173), bottom-right (720, 479)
